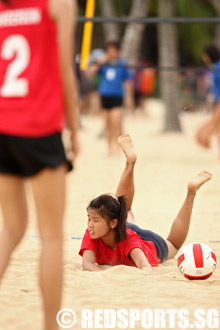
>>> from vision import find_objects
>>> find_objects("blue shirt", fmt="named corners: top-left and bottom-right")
top-left (98, 59), bottom-right (133, 97)
top-left (213, 60), bottom-right (220, 103)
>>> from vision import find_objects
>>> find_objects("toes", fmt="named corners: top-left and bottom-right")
top-left (118, 134), bottom-right (130, 140)
top-left (117, 134), bottom-right (132, 144)
top-left (200, 171), bottom-right (212, 179)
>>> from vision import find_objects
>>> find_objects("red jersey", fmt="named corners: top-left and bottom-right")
top-left (0, 0), bottom-right (65, 137)
top-left (79, 228), bottom-right (160, 267)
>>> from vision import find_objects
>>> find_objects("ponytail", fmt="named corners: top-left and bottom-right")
top-left (87, 194), bottom-right (128, 243)
top-left (115, 196), bottom-right (128, 243)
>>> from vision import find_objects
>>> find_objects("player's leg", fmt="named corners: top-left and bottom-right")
top-left (165, 171), bottom-right (212, 259)
top-left (0, 175), bottom-right (28, 280)
top-left (116, 135), bottom-right (137, 222)
top-left (109, 107), bottom-right (123, 152)
top-left (103, 110), bottom-right (113, 154)
top-left (31, 165), bottom-right (66, 330)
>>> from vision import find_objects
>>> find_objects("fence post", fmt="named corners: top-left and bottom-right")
top-left (80, 0), bottom-right (96, 71)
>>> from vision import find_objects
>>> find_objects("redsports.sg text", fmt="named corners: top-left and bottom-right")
top-left (57, 308), bottom-right (219, 329)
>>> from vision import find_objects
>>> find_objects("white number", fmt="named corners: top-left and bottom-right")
top-left (0, 35), bottom-right (30, 97)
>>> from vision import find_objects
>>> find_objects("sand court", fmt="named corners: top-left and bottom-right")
top-left (0, 108), bottom-right (220, 330)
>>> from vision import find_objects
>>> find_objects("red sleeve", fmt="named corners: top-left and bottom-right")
top-left (79, 229), bottom-right (98, 257)
top-left (123, 230), bottom-right (143, 256)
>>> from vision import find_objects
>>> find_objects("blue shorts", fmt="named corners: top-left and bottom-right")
top-left (126, 223), bottom-right (168, 263)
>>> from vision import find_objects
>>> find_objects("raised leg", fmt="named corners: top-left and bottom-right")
top-left (31, 165), bottom-right (66, 330)
top-left (166, 171), bottom-right (212, 259)
top-left (0, 175), bottom-right (28, 280)
top-left (116, 135), bottom-right (137, 222)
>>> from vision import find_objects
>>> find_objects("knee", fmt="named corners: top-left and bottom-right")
top-left (40, 229), bottom-right (63, 245)
top-left (3, 226), bottom-right (25, 247)
top-left (165, 239), bottom-right (179, 259)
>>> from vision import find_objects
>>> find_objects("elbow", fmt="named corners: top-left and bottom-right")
top-left (82, 261), bottom-right (89, 271)
top-left (83, 265), bottom-right (91, 271)
top-left (82, 260), bottom-right (94, 271)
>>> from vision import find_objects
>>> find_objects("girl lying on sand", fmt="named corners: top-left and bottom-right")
top-left (79, 135), bottom-right (212, 271)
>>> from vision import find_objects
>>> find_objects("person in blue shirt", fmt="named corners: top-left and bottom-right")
top-left (197, 45), bottom-right (220, 151)
top-left (88, 41), bottom-right (134, 154)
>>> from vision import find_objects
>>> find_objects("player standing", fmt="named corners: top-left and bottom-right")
top-left (0, 0), bottom-right (79, 329)
top-left (197, 45), bottom-right (220, 149)
top-left (88, 41), bottom-right (134, 154)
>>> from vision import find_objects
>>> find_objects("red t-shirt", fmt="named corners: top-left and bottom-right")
top-left (79, 228), bottom-right (160, 267)
top-left (0, 0), bottom-right (65, 137)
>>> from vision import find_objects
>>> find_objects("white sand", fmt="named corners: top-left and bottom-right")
top-left (0, 103), bottom-right (219, 330)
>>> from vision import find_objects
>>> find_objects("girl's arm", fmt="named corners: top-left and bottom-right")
top-left (129, 248), bottom-right (152, 271)
top-left (124, 80), bottom-right (135, 110)
top-left (82, 250), bottom-right (102, 272)
top-left (50, 0), bottom-right (79, 156)
top-left (86, 64), bottom-right (100, 79)
top-left (86, 54), bottom-right (108, 79)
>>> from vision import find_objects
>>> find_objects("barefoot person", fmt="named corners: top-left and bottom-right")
top-left (87, 41), bottom-right (134, 154)
top-left (0, 0), bottom-right (79, 329)
top-left (197, 45), bottom-right (220, 149)
top-left (79, 135), bottom-right (212, 271)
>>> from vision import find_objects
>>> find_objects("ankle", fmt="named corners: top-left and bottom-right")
top-left (187, 188), bottom-right (197, 197)
top-left (126, 160), bottom-right (135, 167)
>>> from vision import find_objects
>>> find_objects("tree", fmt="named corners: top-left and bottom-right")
top-left (210, 0), bottom-right (220, 47)
top-left (177, 0), bottom-right (216, 63)
top-left (121, 0), bottom-right (149, 66)
top-left (100, 0), bottom-right (120, 42)
top-left (158, 0), bottom-right (181, 132)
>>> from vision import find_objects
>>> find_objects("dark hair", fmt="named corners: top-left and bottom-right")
top-left (87, 194), bottom-right (128, 243)
top-left (203, 45), bottom-right (220, 63)
top-left (105, 41), bottom-right (120, 51)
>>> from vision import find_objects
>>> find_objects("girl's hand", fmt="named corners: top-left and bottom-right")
top-left (141, 266), bottom-right (153, 274)
top-left (196, 121), bottom-right (214, 148)
top-left (71, 133), bottom-right (80, 158)
top-left (97, 54), bottom-right (109, 66)
top-left (125, 96), bottom-right (135, 111)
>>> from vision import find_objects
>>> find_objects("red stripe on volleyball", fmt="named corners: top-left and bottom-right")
top-left (177, 254), bottom-right (185, 267)
top-left (193, 243), bottom-right (203, 268)
top-left (211, 252), bottom-right (217, 263)
top-left (184, 273), bottom-right (212, 280)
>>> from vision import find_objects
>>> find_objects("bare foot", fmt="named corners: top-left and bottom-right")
top-left (187, 171), bottom-right (212, 193)
top-left (117, 134), bottom-right (137, 164)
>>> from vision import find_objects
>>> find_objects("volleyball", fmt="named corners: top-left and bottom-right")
top-left (177, 243), bottom-right (217, 280)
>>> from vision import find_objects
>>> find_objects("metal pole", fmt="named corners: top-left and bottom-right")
top-left (80, 0), bottom-right (96, 71)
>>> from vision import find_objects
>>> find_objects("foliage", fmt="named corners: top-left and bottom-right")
top-left (77, 0), bottom-right (218, 64)
top-left (177, 0), bottom-right (216, 64)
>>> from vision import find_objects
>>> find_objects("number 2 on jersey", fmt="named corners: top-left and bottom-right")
top-left (0, 35), bottom-right (30, 97)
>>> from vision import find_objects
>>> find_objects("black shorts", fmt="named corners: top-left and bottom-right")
top-left (101, 96), bottom-right (123, 110)
top-left (126, 223), bottom-right (168, 263)
top-left (0, 132), bottom-right (73, 177)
